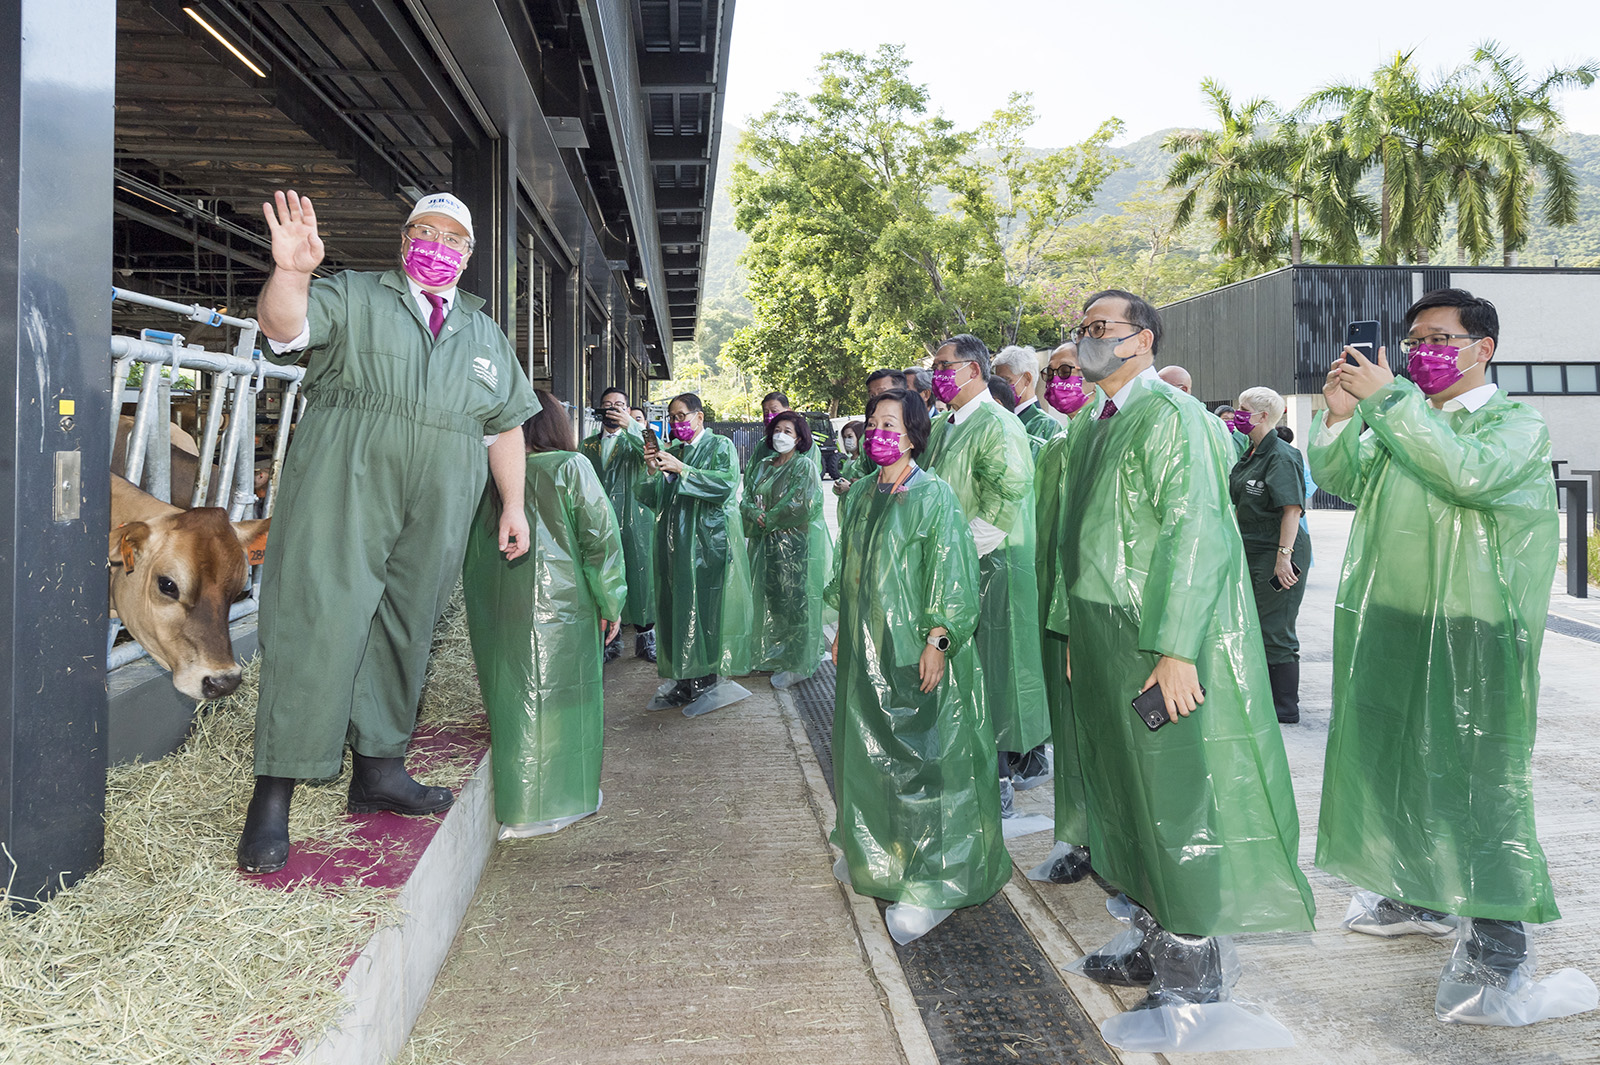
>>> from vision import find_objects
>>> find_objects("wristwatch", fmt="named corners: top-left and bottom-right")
top-left (1277, 546), bottom-right (1293, 556)
top-left (926, 632), bottom-right (951, 651)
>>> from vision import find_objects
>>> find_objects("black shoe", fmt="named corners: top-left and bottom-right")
top-left (603, 636), bottom-right (623, 664)
top-left (347, 752), bottom-right (455, 816)
top-left (1012, 744), bottom-right (1053, 791)
top-left (1043, 844), bottom-right (1094, 885)
top-left (688, 674), bottom-right (718, 699)
top-left (1080, 944), bottom-right (1156, 987)
top-left (237, 775), bottom-right (294, 873)
top-left (654, 679), bottom-right (698, 707)
top-left (1268, 661), bottom-right (1300, 724)
top-left (635, 628), bottom-right (656, 662)
top-left (1463, 918), bottom-right (1529, 989)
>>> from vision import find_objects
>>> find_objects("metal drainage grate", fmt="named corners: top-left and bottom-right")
top-left (788, 663), bottom-right (1116, 1065)
top-left (1546, 612), bottom-right (1600, 644)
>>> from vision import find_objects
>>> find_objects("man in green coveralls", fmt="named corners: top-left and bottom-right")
top-left (1056, 290), bottom-right (1313, 1019)
top-left (640, 393), bottom-right (754, 708)
top-left (992, 344), bottom-right (1062, 456)
top-left (1310, 289), bottom-right (1577, 1022)
top-left (237, 190), bottom-right (540, 874)
top-left (582, 387), bottom-right (656, 663)
top-left (925, 335), bottom-right (1051, 808)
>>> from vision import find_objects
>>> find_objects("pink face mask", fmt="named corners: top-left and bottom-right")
top-left (1407, 342), bottom-right (1474, 396)
top-left (931, 365), bottom-right (965, 403)
top-left (864, 428), bottom-right (907, 467)
top-left (1229, 409), bottom-right (1256, 435)
top-left (1045, 375), bottom-right (1090, 416)
top-left (669, 419), bottom-right (696, 443)
top-left (402, 238), bottom-right (465, 288)
top-left (763, 410), bottom-right (776, 424)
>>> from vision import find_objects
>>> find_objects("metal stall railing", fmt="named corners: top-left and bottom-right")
top-left (107, 287), bottom-right (306, 669)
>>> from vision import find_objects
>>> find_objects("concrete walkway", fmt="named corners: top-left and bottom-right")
top-left (406, 507), bottom-right (1600, 1064)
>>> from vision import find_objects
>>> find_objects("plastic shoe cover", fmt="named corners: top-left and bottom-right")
top-left (1101, 1000), bottom-right (1296, 1053)
top-left (1435, 918), bottom-right (1598, 1026)
top-left (1011, 744), bottom-right (1054, 791)
top-left (498, 790), bottom-right (603, 840)
top-left (682, 679), bottom-right (752, 718)
top-left (1066, 895), bottom-right (1155, 987)
top-left (1342, 890), bottom-right (1458, 938)
top-left (1001, 812), bottom-right (1054, 840)
top-left (1025, 840), bottom-right (1093, 884)
top-left (832, 853), bottom-right (851, 885)
top-left (1100, 927), bottom-right (1294, 1052)
top-left (646, 678), bottom-right (695, 710)
top-left (885, 902), bottom-right (953, 945)
top-left (771, 670), bottom-right (811, 690)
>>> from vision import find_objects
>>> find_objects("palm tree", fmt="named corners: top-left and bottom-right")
top-left (1471, 41), bottom-right (1598, 265)
top-left (1303, 52), bottom-right (1476, 264)
top-left (1252, 114), bottom-right (1376, 265)
top-left (1163, 79), bottom-right (1275, 270)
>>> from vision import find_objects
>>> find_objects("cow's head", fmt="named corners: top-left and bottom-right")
top-left (109, 508), bottom-right (270, 700)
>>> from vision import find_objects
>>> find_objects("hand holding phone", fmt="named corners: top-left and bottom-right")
top-left (1269, 561), bottom-right (1303, 591)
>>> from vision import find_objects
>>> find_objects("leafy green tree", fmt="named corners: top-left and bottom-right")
top-left (1251, 114), bottom-right (1376, 265)
top-left (1046, 182), bottom-right (1214, 307)
top-left (946, 96), bottom-right (1126, 342)
top-left (1471, 41), bottom-right (1598, 265)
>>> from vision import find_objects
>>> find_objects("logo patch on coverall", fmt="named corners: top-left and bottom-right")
top-left (1245, 478), bottom-right (1266, 497)
top-left (472, 356), bottom-right (499, 391)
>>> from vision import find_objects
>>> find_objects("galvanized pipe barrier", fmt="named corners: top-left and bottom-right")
top-left (108, 287), bottom-right (305, 672)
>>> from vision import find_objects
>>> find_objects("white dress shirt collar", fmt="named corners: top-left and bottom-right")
top-left (1440, 382), bottom-right (1498, 413)
top-left (1109, 366), bottom-right (1162, 411)
top-left (405, 275), bottom-right (457, 324)
top-left (950, 386), bottom-right (997, 426)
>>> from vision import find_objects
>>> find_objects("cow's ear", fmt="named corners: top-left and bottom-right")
top-left (232, 517), bottom-right (271, 568)
top-left (114, 522), bottom-right (151, 575)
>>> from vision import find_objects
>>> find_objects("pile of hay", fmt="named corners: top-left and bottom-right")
top-left (0, 591), bottom-right (485, 1063)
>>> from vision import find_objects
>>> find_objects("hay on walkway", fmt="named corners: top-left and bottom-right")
top-left (0, 589), bottom-right (485, 1064)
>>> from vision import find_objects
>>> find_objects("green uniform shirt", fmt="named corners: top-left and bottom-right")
top-left (1230, 429), bottom-right (1312, 664)
top-left (254, 269), bottom-right (539, 779)
top-left (1309, 380), bottom-right (1559, 922)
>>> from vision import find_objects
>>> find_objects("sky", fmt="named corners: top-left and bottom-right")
top-left (719, 0), bottom-right (1600, 147)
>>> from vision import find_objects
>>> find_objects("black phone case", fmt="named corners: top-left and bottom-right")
top-left (1132, 682), bottom-right (1206, 731)
top-left (1269, 562), bottom-right (1304, 591)
top-left (1346, 320), bottom-right (1379, 353)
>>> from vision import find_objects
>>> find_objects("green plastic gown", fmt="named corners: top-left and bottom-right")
top-left (744, 431), bottom-right (819, 497)
top-left (461, 451), bottom-right (627, 829)
top-left (1033, 419), bottom-right (1088, 848)
top-left (741, 451), bottom-right (833, 674)
top-left (1017, 400), bottom-right (1064, 458)
top-left (837, 449), bottom-right (874, 486)
top-left (1309, 379), bottom-right (1559, 923)
top-left (580, 423), bottom-right (656, 627)
top-left (826, 467), bottom-right (1010, 911)
top-left (638, 430), bottom-right (754, 679)
top-left (1057, 375), bottom-right (1315, 937)
top-left (923, 398), bottom-right (1050, 753)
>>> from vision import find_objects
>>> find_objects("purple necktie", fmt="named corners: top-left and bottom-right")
top-left (1098, 399), bottom-right (1118, 420)
top-left (424, 291), bottom-right (446, 337)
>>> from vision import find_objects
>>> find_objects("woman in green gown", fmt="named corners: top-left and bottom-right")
top-left (826, 389), bottom-right (1008, 945)
top-left (742, 411), bottom-right (832, 687)
top-left (463, 391), bottom-right (627, 837)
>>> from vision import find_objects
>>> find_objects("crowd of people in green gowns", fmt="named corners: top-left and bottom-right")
top-left (239, 184), bottom-right (1591, 1051)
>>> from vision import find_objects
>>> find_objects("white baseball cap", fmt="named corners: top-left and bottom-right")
top-left (405, 192), bottom-right (474, 241)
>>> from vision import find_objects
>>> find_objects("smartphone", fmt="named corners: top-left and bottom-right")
top-left (1346, 320), bottom-right (1379, 358)
top-left (1269, 562), bottom-right (1303, 591)
top-left (1132, 682), bottom-right (1206, 731)
top-left (642, 421), bottom-right (661, 455)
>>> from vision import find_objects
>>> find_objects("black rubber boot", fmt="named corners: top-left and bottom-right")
top-left (1133, 924), bottom-right (1226, 1010)
top-left (237, 775), bottom-right (295, 874)
top-left (347, 752), bottom-right (455, 816)
top-left (635, 626), bottom-right (656, 661)
top-left (1464, 918), bottom-right (1529, 989)
top-left (1268, 661), bottom-right (1300, 724)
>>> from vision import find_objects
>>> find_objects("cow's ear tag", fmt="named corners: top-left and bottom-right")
top-left (243, 524), bottom-right (270, 566)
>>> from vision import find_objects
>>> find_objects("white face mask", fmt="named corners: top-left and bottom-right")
top-left (771, 431), bottom-right (797, 454)
top-left (842, 436), bottom-right (858, 453)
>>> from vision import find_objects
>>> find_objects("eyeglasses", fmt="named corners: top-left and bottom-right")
top-left (404, 223), bottom-right (474, 253)
top-left (1398, 333), bottom-right (1484, 354)
top-left (1039, 366), bottom-right (1081, 383)
top-left (1071, 319), bottom-right (1143, 342)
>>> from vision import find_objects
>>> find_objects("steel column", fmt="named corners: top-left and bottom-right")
top-left (0, 0), bottom-right (116, 909)
top-left (453, 135), bottom-right (517, 336)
